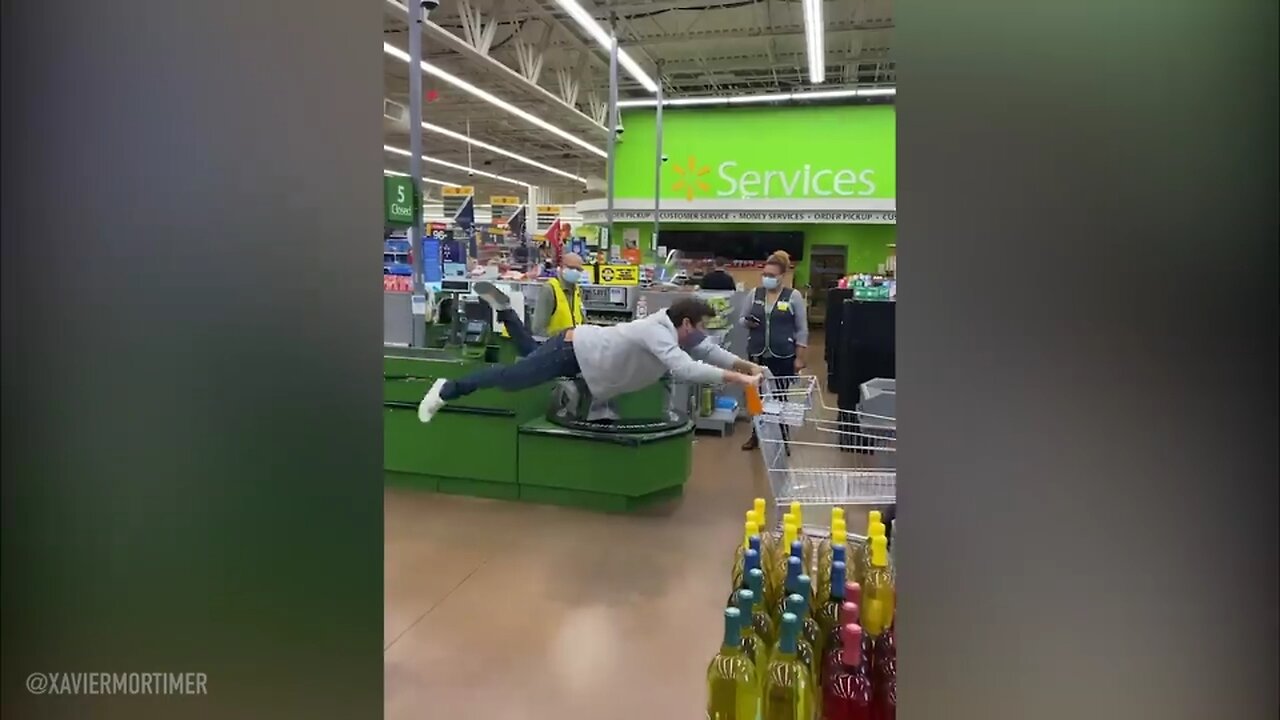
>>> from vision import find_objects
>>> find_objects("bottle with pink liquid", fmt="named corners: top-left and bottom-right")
top-left (822, 624), bottom-right (873, 720)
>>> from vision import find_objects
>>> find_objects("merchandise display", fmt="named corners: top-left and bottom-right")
top-left (710, 499), bottom-right (897, 719)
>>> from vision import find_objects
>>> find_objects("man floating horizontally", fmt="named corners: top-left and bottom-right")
top-left (418, 282), bottom-right (763, 423)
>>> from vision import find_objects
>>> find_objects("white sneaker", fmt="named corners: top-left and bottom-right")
top-left (471, 281), bottom-right (511, 311)
top-left (417, 378), bottom-right (449, 423)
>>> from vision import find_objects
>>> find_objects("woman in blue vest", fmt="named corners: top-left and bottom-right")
top-left (741, 250), bottom-right (809, 451)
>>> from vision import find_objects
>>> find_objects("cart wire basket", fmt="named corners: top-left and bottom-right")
top-left (751, 373), bottom-right (897, 518)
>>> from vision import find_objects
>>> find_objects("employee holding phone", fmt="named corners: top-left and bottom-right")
top-left (741, 250), bottom-right (809, 451)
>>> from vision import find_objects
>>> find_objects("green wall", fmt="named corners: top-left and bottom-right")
top-left (616, 105), bottom-right (895, 200)
top-left (617, 222), bottom-right (895, 286)
top-left (606, 104), bottom-right (896, 282)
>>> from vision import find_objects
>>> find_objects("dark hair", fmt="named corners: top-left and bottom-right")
top-left (667, 297), bottom-right (716, 329)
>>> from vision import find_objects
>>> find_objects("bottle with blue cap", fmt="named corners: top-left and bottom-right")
top-left (771, 555), bottom-right (804, 626)
top-left (816, 560), bottom-right (851, 644)
top-left (776, 594), bottom-right (816, 687)
top-left (745, 567), bottom-right (776, 650)
top-left (762, 612), bottom-right (812, 720)
top-left (734, 589), bottom-right (767, 682)
top-left (793, 574), bottom-right (823, 660)
top-left (731, 515), bottom-right (763, 592)
top-left (706, 607), bottom-right (759, 720)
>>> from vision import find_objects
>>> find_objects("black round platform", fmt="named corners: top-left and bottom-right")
top-left (545, 377), bottom-right (688, 433)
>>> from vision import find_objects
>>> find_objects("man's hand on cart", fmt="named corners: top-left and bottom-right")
top-left (733, 358), bottom-right (767, 377)
top-left (724, 370), bottom-right (764, 388)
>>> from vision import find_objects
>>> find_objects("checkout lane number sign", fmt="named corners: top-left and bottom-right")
top-left (594, 264), bottom-right (639, 286)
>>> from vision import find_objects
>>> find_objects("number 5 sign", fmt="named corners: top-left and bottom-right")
top-left (385, 176), bottom-right (416, 225)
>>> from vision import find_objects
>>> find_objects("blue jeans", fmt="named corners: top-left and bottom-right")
top-left (440, 310), bottom-right (580, 401)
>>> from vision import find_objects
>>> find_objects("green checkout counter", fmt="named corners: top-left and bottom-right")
top-left (384, 337), bottom-right (695, 513)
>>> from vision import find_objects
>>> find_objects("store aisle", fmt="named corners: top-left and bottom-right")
top-left (384, 344), bottom-right (852, 719)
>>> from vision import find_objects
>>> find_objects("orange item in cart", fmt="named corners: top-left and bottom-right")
top-left (745, 384), bottom-right (764, 416)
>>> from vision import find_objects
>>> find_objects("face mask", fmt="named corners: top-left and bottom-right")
top-left (680, 328), bottom-right (707, 349)
top-left (762, 276), bottom-right (780, 290)
top-left (560, 268), bottom-right (581, 284)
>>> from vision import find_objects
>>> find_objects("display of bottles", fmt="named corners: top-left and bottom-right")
top-left (815, 560), bottom-right (849, 643)
top-left (763, 612), bottom-right (812, 720)
top-left (822, 624), bottom-right (874, 720)
top-left (728, 547), bottom-right (761, 606)
top-left (707, 607), bottom-right (760, 720)
top-left (735, 589), bottom-right (768, 685)
top-left (746, 568), bottom-right (777, 649)
top-left (862, 536), bottom-right (895, 637)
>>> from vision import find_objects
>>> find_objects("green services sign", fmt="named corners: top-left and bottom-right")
top-left (384, 175), bottom-right (416, 225)
top-left (614, 104), bottom-right (895, 201)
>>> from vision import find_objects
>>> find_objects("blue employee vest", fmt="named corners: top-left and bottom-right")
top-left (746, 286), bottom-right (801, 359)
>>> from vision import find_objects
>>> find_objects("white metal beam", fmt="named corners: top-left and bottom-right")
top-left (384, 0), bottom-right (606, 132)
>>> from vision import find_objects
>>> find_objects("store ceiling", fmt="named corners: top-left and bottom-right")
top-left (382, 0), bottom-right (895, 205)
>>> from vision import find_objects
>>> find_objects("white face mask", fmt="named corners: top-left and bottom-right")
top-left (560, 268), bottom-right (582, 284)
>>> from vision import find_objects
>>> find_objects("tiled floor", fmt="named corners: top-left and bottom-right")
top-left (383, 427), bottom-right (768, 720)
top-left (383, 346), bottom-right (882, 718)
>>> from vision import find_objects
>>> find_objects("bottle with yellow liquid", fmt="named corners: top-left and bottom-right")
top-left (778, 594), bottom-right (817, 686)
top-left (728, 547), bottom-right (761, 607)
top-left (763, 612), bottom-right (812, 720)
top-left (852, 510), bottom-right (882, 584)
top-left (706, 607), bottom-right (760, 720)
top-left (787, 502), bottom-right (815, 569)
top-left (735, 589), bottom-right (768, 683)
top-left (746, 567), bottom-right (777, 650)
top-left (816, 514), bottom-right (849, 607)
top-left (862, 535), bottom-right (895, 637)
top-left (753, 498), bottom-right (779, 571)
top-left (766, 519), bottom-right (800, 610)
top-left (731, 518), bottom-right (762, 592)
top-left (772, 556), bottom-right (804, 626)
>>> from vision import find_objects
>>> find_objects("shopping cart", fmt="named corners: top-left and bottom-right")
top-left (749, 372), bottom-right (896, 541)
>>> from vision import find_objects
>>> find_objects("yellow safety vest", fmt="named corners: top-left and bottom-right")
top-left (546, 277), bottom-right (584, 335)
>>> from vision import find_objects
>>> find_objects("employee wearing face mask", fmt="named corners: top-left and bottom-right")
top-left (741, 251), bottom-right (809, 450)
top-left (531, 252), bottom-right (586, 338)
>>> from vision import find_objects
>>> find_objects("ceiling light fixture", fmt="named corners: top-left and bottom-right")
top-left (384, 144), bottom-right (531, 188)
top-left (383, 168), bottom-right (461, 188)
top-left (383, 42), bottom-right (607, 158)
top-left (549, 0), bottom-right (659, 94)
top-left (417, 119), bottom-right (587, 183)
top-left (803, 0), bottom-right (826, 84)
top-left (616, 87), bottom-right (894, 109)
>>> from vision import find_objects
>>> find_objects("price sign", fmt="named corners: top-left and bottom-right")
top-left (490, 196), bottom-right (521, 229)
top-left (593, 264), bottom-right (639, 286)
